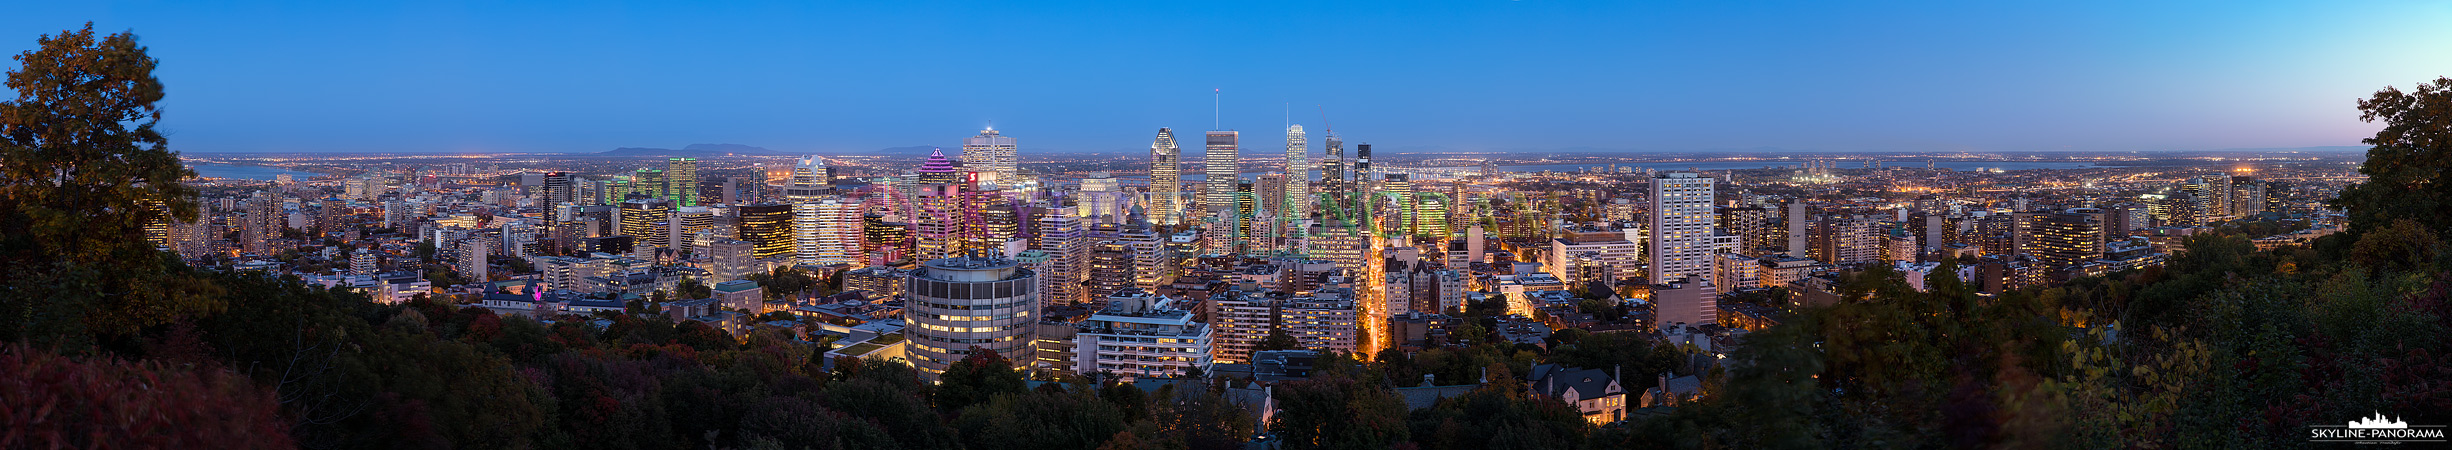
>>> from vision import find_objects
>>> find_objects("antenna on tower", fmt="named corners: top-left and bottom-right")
top-left (1213, 89), bottom-right (1221, 130)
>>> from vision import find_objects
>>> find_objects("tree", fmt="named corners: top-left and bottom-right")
top-left (0, 344), bottom-right (295, 448)
top-left (1255, 327), bottom-right (1301, 351)
top-left (0, 24), bottom-right (216, 350)
top-left (2337, 77), bottom-right (2452, 236)
top-left (675, 277), bottom-right (712, 300)
top-left (938, 347), bottom-right (1028, 413)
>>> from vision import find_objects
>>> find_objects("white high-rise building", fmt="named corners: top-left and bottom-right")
top-left (1149, 129), bottom-right (1183, 226)
top-left (1284, 124), bottom-right (1310, 225)
top-left (962, 127), bottom-right (1019, 185)
top-left (813, 197), bottom-right (862, 266)
top-left (903, 255), bottom-right (1039, 380)
top-left (1203, 131), bottom-right (1239, 225)
top-left (787, 156), bottom-right (830, 265)
top-left (1650, 172), bottom-right (1717, 324)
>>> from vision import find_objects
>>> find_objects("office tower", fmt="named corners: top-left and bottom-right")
top-left (1148, 128), bottom-right (1183, 226)
top-left (1087, 238), bottom-right (1135, 299)
top-left (918, 148), bottom-right (961, 185)
top-left (967, 191), bottom-right (1021, 255)
top-left (1650, 172), bottom-right (1717, 325)
top-left (788, 156), bottom-right (830, 265)
top-left (619, 199), bottom-right (674, 249)
top-left (735, 203), bottom-right (794, 260)
top-left (666, 158), bottom-right (699, 206)
top-left (1078, 172), bottom-right (1126, 222)
top-left (696, 179), bottom-right (728, 206)
top-left (1034, 208), bottom-right (1090, 305)
top-left (913, 183), bottom-right (964, 261)
top-left (668, 206), bottom-right (715, 256)
top-left (903, 254), bottom-right (1039, 379)
top-left (541, 171), bottom-right (575, 206)
top-left (863, 214), bottom-right (913, 265)
top-left (2021, 208), bottom-right (2106, 271)
top-left (963, 127), bottom-right (1019, 185)
top-left (812, 197), bottom-right (863, 266)
top-left (1284, 124), bottom-right (1311, 223)
top-left (1467, 225), bottom-right (1487, 264)
top-left (1320, 131), bottom-right (1346, 193)
top-left (1204, 131), bottom-right (1240, 226)
top-left (632, 168), bottom-right (667, 201)
top-left (1074, 291), bottom-right (1213, 377)
top-left (1353, 144), bottom-right (1373, 191)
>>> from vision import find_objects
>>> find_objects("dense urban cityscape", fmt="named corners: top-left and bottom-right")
top-left (7, 2), bottom-right (2452, 449)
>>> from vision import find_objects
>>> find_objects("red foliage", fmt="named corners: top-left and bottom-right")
top-left (0, 345), bottom-right (294, 449)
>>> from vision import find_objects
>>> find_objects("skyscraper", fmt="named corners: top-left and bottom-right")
top-left (962, 127), bottom-right (1019, 185)
top-left (918, 149), bottom-right (961, 185)
top-left (1284, 124), bottom-right (1311, 224)
top-left (1649, 172), bottom-right (1717, 324)
top-left (812, 197), bottom-right (863, 266)
top-left (1320, 131), bottom-right (1346, 192)
top-left (1204, 131), bottom-right (1240, 230)
top-left (788, 156), bottom-right (830, 265)
top-left (666, 158), bottom-right (699, 206)
top-left (1149, 128), bottom-right (1183, 226)
top-left (1353, 143), bottom-right (1373, 192)
top-left (735, 203), bottom-right (794, 260)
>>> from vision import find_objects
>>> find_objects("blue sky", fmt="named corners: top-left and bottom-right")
top-left (6, 1), bottom-right (2449, 154)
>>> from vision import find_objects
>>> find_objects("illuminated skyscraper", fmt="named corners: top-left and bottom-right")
top-left (1204, 131), bottom-right (1240, 233)
top-left (918, 149), bottom-right (961, 185)
top-left (619, 199), bottom-right (674, 249)
top-left (735, 203), bottom-right (794, 260)
top-left (962, 127), bottom-right (1019, 185)
top-left (1649, 172), bottom-right (1716, 325)
top-left (812, 197), bottom-right (863, 266)
top-left (666, 158), bottom-right (699, 206)
top-left (1284, 124), bottom-right (1310, 224)
top-left (788, 156), bottom-right (830, 265)
top-left (1320, 131), bottom-right (1346, 193)
top-left (1148, 128), bottom-right (1183, 226)
top-left (903, 254), bottom-right (1039, 380)
top-left (2021, 208), bottom-right (2106, 271)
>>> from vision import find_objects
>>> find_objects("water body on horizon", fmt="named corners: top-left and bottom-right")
top-left (187, 163), bottom-right (322, 181)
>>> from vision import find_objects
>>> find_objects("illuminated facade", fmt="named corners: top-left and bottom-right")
top-left (962, 127), bottom-right (1019, 185)
top-left (1148, 128), bottom-right (1183, 226)
top-left (1649, 172), bottom-right (1716, 324)
top-left (666, 157), bottom-right (698, 206)
top-left (734, 203), bottom-right (794, 260)
top-left (788, 156), bottom-right (830, 265)
top-left (1284, 124), bottom-right (1311, 225)
top-left (903, 255), bottom-right (1039, 380)
top-left (1204, 131), bottom-right (1239, 227)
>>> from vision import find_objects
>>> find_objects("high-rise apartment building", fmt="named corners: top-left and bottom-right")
top-left (903, 255), bottom-right (1039, 380)
top-left (1650, 172), bottom-right (1717, 325)
top-left (1073, 290), bottom-right (1213, 378)
top-left (2021, 208), bottom-right (2106, 271)
top-left (1148, 128), bottom-right (1183, 226)
top-left (962, 128), bottom-right (1019, 185)
top-left (1033, 209), bottom-right (1090, 306)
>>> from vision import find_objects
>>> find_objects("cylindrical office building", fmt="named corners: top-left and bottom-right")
top-left (904, 255), bottom-right (1038, 379)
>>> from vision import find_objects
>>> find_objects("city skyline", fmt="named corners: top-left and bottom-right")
top-left (9, 1), bottom-right (2448, 154)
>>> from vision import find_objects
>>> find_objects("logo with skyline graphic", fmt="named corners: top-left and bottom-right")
top-left (2310, 412), bottom-right (2445, 444)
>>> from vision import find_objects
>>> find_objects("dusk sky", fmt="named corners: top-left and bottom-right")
top-left (7, 1), bottom-right (2450, 154)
